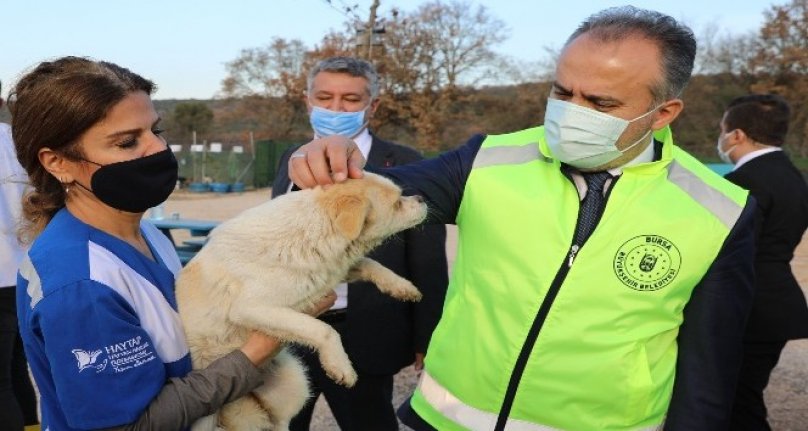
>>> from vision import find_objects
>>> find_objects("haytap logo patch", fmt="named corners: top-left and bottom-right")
top-left (71, 336), bottom-right (157, 374)
top-left (71, 349), bottom-right (107, 373)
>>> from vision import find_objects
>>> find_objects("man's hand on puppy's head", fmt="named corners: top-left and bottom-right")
top-left (289, 136), bottom-right (366, 188)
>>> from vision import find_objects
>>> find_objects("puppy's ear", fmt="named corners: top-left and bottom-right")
top-left (330, 195), bottom-right (370, 240)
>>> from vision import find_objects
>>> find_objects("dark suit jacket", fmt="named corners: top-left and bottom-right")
top-left (725, 150), bottom-right (808, 341)
top-left (272, 135), bottom-right (449, 375)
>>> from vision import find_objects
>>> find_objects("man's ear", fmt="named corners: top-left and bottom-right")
top-left (368, 97), bottom-right (380, 117)
top-left (728, 128), bottom-right (749, 146)
top-left (303, 92), bottom-right (313, 114)
top-left (651, 99), bottom-right (684, 130)
top-left (38, 147), bottom-right (74, 183)
top-left (329, 194), bottom-right (370, 240)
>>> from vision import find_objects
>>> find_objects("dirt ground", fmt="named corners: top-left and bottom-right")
top-left (165, 189), bottom-right (808, 430)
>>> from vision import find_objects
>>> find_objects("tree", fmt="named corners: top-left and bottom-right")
top-left (371, 0), bottom-right (510, 150)
top-left (694, 22), bottom-right (757, 76)
top-left (170, 102), bottom-right (213, 143)
top-left (747, 0), bottom-right (808, 156)
top-left (216, 1), bottom-right (512, 151)
top-left (673, 74), bottom-right (750, 157)
top-left (749, 0), bottom-right (808, 76)
top-left (219, 37), bottom-right (312, 140)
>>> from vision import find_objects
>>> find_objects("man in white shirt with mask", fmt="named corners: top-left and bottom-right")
top-left (271, 56), bottom-right (448, 431)
top-left (720, 94), bottom-right (808, 431)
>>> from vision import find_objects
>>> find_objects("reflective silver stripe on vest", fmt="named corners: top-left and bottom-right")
top-left (667, 161), bottom-right (744, 229)
top-left (18, 256), bottom-right (43, 308)
top-left (419, 371), bottom-right (663, 431)
top-left (472, 143), bottom-right (551, 169)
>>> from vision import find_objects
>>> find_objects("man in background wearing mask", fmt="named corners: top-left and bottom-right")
top-left (286, 7), bottom-right (757, 431)
top-left (272, 56), bottom-right (449, 431)
top-left (718, 94), bottom-right (808, 431)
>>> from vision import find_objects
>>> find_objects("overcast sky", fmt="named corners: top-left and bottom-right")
top-left (0, 0), bottom-right (770, 99)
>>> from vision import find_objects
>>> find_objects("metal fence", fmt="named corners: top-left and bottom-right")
top-left (170, 140), bottom-right (298, 190)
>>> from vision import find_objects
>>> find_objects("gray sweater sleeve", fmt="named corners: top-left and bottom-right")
top-left (100, 350), bottom-right (265, 430)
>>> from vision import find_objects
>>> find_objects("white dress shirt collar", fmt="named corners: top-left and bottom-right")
top-left (733, 147), bottom-right (782, 171)
top-left (353, 128), bottom-right (373, 160)
top-left (569, 133), bottom-right (655, 200)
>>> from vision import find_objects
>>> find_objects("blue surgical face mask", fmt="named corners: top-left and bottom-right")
top-left (309, 105), bottom-right (369, 138)
top-left (543, 98), bottom-right (658, 169)
top-left (716, 131), bottom-right (737, 164)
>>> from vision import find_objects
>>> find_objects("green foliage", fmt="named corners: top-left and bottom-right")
top-left (175, 149), bottom-right (254, 186)
top-left (671, 74), bottom-right (753, 158)
top-left (792, 156), bottom-right (808, 172)
top-left (169, 101), bottom-right (214, 144)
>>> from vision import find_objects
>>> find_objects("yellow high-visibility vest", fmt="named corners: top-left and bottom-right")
top-left (411, 126), bottom-right (748, 431)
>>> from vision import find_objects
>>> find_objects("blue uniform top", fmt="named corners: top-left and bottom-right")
top-left (17, 208), bottom-right (192, 430)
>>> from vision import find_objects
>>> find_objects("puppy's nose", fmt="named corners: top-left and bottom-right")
top-left (412, 195), bottom-right (424, 203)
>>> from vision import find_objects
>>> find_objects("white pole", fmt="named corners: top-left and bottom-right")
top-left (249, 131), bottom-right (255, 158)
top-left (202, 139), bottom-right (207, 181)
top-left (192, 130), bottom-right (198, 182)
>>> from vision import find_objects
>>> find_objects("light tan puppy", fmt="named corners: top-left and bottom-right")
top-left (176, 172), bottom-right (427, 430)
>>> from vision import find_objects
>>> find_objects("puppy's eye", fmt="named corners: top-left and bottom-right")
top-left (394, 200), bottom-right (403, 209)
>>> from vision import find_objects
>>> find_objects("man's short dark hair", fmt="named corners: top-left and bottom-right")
top-left (567, 6), bottom-right (696, 102)
top-left (724, 94), bottom-right (791, 147)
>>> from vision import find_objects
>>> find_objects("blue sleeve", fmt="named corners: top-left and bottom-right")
top-left (665, 196), bottom-right (757, 430)
top-left (406, 222), bottom-right (449, 353)
top-left (373, 134), bottom-right (485, 225)
top-left (33, 280), bottom-right (167, 429)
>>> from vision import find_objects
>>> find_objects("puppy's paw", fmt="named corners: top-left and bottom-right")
top-left (386, 279), bottom-right (423, 302)
top-left (319, 346), bottom-right (358, 387)
top-left (326, 362), bottom-right (358, 387)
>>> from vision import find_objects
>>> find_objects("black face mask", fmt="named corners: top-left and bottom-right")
top-left (75, 148), bottom-right (178, 213)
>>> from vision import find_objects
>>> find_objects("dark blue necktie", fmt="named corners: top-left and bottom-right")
top-left (574, 171), bottom-right (612, 244)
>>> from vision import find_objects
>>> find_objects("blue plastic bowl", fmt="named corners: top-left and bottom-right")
top-left (188, 182), bottom-right (210, 193)
top-left (210, 182), bottom-right (231, 193)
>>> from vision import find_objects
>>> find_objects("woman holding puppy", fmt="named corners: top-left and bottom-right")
top-left (10, 56), bottom-right (334, 430)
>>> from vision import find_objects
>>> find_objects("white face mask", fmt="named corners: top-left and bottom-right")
top-left (716, 131), bottom-right (737, 164)
top-left (544, 98), bottom-right (658, 169)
